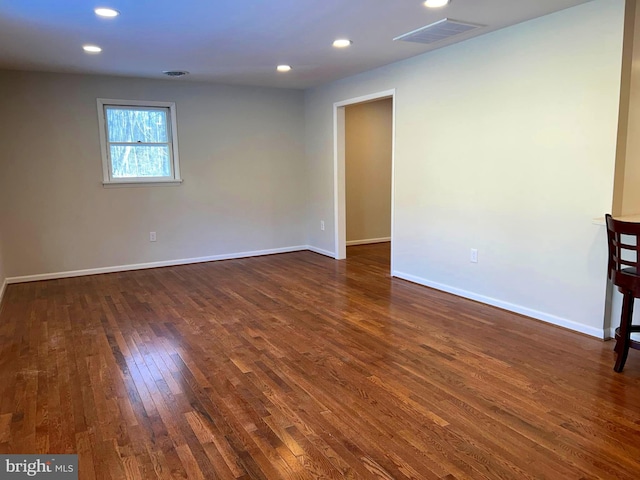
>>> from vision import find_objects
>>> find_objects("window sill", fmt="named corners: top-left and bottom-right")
top-left (102, 179), bottom-right (183, 188)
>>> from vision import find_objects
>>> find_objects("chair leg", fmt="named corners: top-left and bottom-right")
top-left (614, 293), bottom-right (634, 373)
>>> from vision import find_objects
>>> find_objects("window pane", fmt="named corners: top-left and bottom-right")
top-left (106, 107), bottom-right (168, 143)
top-left (110, 145), bottom-right (171, 178)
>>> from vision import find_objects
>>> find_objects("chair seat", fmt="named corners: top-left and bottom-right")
top-left (615, 326), bottom-right (640, 352)
top-left (615, 268), bottom-right (640, 294)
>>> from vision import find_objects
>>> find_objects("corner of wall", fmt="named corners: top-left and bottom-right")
top-left (612, 0), bottom-right (636, 215)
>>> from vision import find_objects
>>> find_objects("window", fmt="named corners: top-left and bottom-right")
top-left (97, 99), bottom-right (181, 185)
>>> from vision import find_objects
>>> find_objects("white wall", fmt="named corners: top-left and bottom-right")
top-left (346, 99), bottom-right (392, 243)
top-left (305, 0), bottom-right (624, 336)
top-left (0, 70), bottom-right (306, 278)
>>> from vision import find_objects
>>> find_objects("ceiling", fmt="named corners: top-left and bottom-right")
top-left (0, 0), bottom-right (595, 89)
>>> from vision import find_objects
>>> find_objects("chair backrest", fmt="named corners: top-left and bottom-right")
top-left (605, 214), bottom-right (640, 293)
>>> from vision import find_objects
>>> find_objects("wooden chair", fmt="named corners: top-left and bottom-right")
top-left (605, 214), bottom-right (640, 372)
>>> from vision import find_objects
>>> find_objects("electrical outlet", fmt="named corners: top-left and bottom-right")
top-left (320, 220), bottom-right (325, 231)
top-left (150, 231), bottom-right (157, 242)
top-left (470, 248), bottom-right (478, 263)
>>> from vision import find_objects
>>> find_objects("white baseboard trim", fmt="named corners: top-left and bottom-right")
top-left (0, 253), bottom-right (607, 340)
top-left (393, 270), bottom-right (605, 339)
top-left (6, 245), bottom-right (310, 285)
top-left (346, 237), bottom-right (391, 246)
top-left (306, 246), bottom-right (337, 258)
top-left (0, 278), bottom-right (6, 307)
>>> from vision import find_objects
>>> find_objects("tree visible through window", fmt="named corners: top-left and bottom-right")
top-left (97, 99), bottom-right (181, 184)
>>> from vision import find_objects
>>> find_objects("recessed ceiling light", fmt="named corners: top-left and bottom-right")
top-left (333, 39), bottom-right (353, 48)
top-left (94, 7), bottom-right (119, 18)
top-left (424, 0), bottom-right (450, 8)
top-left (424, 0), bottom-right (450, 7)
top-left (277, 65), bottom-right (292, 72)
top-left (82, 45), bottom-right (102, 53)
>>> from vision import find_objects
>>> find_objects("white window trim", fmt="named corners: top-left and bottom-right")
top-left (97, 98), bottom-right (182, 186)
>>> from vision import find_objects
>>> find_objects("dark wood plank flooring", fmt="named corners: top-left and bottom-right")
top-left (0, 243), bottom-right (639, 479)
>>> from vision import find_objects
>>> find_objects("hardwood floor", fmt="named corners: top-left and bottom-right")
top-left (0, 243), bottom-right (639, 479)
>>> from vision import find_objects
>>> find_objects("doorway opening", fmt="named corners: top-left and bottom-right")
top-left (333, 89), bottom-right (395, 272)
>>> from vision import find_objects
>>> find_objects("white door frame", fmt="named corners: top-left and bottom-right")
top-left (333, 89), bottom-right (396, 272)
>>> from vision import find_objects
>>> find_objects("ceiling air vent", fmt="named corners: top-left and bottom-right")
top-left (162, 70), bottom-right (189, 77)
top-left (394, 18), bottom-right (484, 45)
